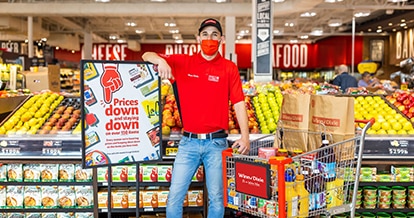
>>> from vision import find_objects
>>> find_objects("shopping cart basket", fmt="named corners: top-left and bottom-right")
top-left (222, 118), bottom-right (375, 218)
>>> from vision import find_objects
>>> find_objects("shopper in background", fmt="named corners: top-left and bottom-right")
top-left (332, 64), bottom-right (358, 93)
top-left (358, 71), bottom-right (379, 88)
top-left (142, 18), bottom-right (250, 218)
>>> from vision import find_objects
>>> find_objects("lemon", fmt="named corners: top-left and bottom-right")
top-left (403, 122), bottom-right (413, 131)
top-left (381, 122), bottom-right (391, 131)
top-left (376, 129), bottom-right (387, 135)
top-left (387, 129), bottom-right (397, 135)
top-left (397, 129), bottom-right (407, 135)
top-left (371, 122), bottom-right (381, 131)
top-left (392, 122), bottom-right (403, 131)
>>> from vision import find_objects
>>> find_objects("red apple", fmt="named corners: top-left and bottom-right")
top-left (407, 112), bottom-right (413, 119)
top-left (403, 99), bottom-right (411, 105)
top-left (409, 107), bottom-right (414, 114)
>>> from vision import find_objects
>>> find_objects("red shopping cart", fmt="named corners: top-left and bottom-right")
top-left (222, 118), bottom-right (375, 218)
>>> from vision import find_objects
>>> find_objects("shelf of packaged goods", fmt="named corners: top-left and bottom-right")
top-left (97, 181), bottom-right (204, 187)
top-left (0, 134), bottom-right (82, 159)
top-left (99, 206), bottom-right (203, 213)
top-left (359, 182), bottom-right (414, 187)
top-left (0, 181), bottom-right (92, 186)
top-left (362, 136), bottom-right (414, 159)
top-left (2, 208), bottom-right (94, 213)
top-left (356, 208), bottom-right (414, 213)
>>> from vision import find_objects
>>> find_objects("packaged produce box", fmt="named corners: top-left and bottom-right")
top-left (22, 65), bottom-right (60, 93)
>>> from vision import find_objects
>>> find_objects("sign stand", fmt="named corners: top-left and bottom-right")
top-left (80, 60), bottom-right (162, 217)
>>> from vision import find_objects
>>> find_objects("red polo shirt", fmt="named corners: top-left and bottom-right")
top-left (160, 52), bottom-right (244, 133)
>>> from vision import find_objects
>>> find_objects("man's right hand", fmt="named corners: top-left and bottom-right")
top-left (142, 52), bottom-right (174, 80)
top-left (156, 59), bottom-right (174, 80)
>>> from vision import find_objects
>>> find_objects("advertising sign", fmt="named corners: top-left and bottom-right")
top-left (235, 159), bottom-right (271, 199)
top-left (253, 0), bottom-right (272, 77)
top-left (81, 60), bottom-right (161, 168)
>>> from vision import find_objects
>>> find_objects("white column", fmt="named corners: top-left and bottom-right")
top-left (82, 31), bottom-right (93, 59)
top-left (225, 16), bottom-right (236, 64)
top-left (27, 16), bottom-right (34, 58)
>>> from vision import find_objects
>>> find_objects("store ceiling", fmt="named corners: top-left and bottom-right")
top-left (0, 0), bottom-right (414, 48)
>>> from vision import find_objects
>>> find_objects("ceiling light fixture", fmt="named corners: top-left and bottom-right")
top-left (324, 0), bottom-right (343, 2)
top-left (150, 0), bottom-right (167, 2)
top-left (328, 19), bottom-right (342, 27)
top-left (164, 22), bottom-right (176, 27)
top-left (272, 0), bottom-right (285, 2)
top-left (172, 33), bottom-right (182, 40)
top-left (95, 0), bottom-right (110, 2)
top-left (169, 29), bottom-right (180, 34)
top-left (135, 29), bottom-right (145, 34)
top-left (387, 0), bottom-right (408, 2)
top-left (310, 28), bottom-right (323, 36)
top-left (300, 12), bottom-right (316, 17)
top-left (273, 28), bottom-right (284, 35)
top-left (125, 22), bottom-right (137, 27)
top-left (284, 20), bottom-right (296, 27)
top-left (299, 35), bottom-right (309, 39)
top-left (290, 39), bottom-right (298, 43)
top-left (238, 29), bottom-right (250, 36)
top-left (109, 35), bottom-right (118, 40)
top-left (354, 10), bottom-right (370, 17)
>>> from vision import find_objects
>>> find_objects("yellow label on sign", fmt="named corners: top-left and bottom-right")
top-left (141, 95), bottom-right (160, 125)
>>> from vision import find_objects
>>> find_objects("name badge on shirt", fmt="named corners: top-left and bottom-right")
top-left (208, 75), bottom-right (219, 82)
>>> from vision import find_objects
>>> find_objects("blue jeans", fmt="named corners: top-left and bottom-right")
top-left (166, 136), bottom-right (228, 218)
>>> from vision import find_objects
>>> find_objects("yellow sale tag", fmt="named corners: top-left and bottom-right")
top-left (166, 147), bottom-right (178, 156)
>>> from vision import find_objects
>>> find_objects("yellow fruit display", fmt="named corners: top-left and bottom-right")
top-left (252, 84), bottom-right (283, 134)
top-left (0, 92), bottom-right (64, 135)
top-left (354, 95), bottom-right (414, 135)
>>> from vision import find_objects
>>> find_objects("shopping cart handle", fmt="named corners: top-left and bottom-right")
top-left (355, 118), bottom-right (375, 125)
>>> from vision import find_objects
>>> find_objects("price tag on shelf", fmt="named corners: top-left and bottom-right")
top-left (165, 147), bottom-right (178, 156)
top-left (1, 147), bottom-right (20, 154)
top-left (389, 148), bottom-right (409, 155)
top-left (42, 147), bottom-right (62, 154)
top-left (364, 137), bottom-right (414, 156)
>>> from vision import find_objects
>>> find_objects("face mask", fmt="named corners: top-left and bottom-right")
top-left (201, 39), bottom-right (219, 56)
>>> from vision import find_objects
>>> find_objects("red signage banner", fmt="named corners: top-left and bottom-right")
top-left (235, 159), bottom-right (271, 199)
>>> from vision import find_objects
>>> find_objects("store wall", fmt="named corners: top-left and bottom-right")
top-left (53, 36), bottom-right (364, 71)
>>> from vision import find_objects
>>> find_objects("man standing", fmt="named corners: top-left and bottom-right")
top-left (332, 64), bottom-right (358, 93)
top-left (142, 18), bottom-right (250, 218)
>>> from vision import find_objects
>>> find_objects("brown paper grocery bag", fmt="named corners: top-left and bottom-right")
top-left (276, 94), bottom-right (311, 152)
top-left (308, 95), bottom-right (355, 159)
